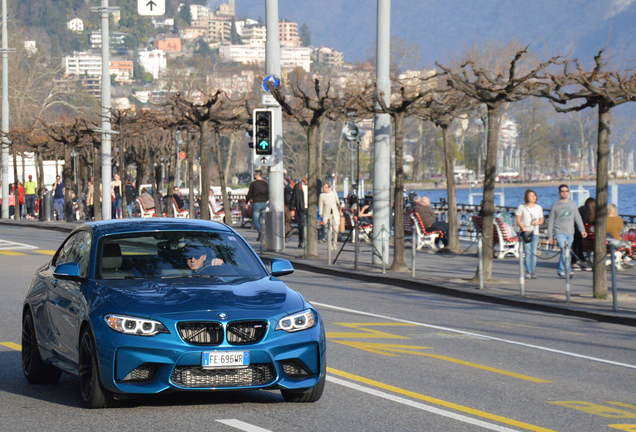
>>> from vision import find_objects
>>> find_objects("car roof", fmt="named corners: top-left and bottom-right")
top-left (76, 218), bottom-right (233, 237)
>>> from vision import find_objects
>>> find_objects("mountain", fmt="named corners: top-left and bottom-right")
top-left (234, 0), bottom-right (636, 68)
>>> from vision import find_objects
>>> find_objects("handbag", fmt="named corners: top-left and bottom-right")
top-left (520, 230), bottom-right (534, 243)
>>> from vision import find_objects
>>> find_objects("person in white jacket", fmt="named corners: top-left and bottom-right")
top-left (319, 183), bottom-right (341, 250)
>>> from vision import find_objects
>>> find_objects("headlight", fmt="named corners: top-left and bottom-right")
top-left (276, 309), bottom-right (316, 333)
top-left (105, 314), bottom-right (169, 336)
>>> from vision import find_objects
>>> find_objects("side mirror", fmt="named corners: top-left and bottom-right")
top-left (271, 258), bottom-right (294, 277)
top-left (54, 262), bottom-right (83, 281)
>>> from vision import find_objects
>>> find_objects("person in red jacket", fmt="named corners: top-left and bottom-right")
top-left (17, 182), bottom-right (25, 218)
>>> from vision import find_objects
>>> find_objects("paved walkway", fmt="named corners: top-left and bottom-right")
top-left (2, 219), bottom-right (635, 325)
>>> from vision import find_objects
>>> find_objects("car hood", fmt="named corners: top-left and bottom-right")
top-left (90, 276), bottom-right (306, 320)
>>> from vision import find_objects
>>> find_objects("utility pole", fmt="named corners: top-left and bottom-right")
top-left (1, 0), bottom-right (12, 219)
top-left (265, 0), bottom-right (284, 251)
top-left (92, 0), bottom-right (117, 220)
top-left (373, 0), bottom-right (391, 265)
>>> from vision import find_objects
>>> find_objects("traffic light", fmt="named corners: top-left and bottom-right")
top-left (253, 109), bottom-right (273, 155)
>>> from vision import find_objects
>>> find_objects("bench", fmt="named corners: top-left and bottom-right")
top-left (136, 198), bottom-right (155, 218)
top-left (410, 212), bottom-right (443, 251)
top-left (472, 216), bottom-right (520, 259)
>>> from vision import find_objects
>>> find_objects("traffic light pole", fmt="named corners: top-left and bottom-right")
top-left (266, 0), bottom-right (284, 252)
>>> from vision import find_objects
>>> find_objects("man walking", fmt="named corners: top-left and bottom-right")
top-left (548, 184), bottom-right (587, 278)
top-left (53, 175), bottom-right (65, 221)
top-left (292, 176), bottom-right (308, 248)
top-left (246, 170), bottom-right (269, 241)
top-left (24, 175), bottom-right (37, 219)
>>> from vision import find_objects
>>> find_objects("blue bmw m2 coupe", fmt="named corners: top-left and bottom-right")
top-left (21, 219), bottom-right (326, 408)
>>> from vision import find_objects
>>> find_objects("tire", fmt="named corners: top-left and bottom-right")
top-left (280, 374), bottom-right (325, 403)
top-left (78, 330), bottom-right (116, 409)
top-left (22, 311), bottom-right (62, 384)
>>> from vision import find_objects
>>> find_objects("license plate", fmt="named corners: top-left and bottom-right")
top-left (201, 351), bottom-right (250, 369)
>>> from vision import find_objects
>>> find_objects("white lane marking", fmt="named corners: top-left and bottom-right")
top-left (216, 419), bottom-right (273, 432)
top-left (327, 376), bottom-right (520, 432)
top-left (0, 239), bottom-right (38, 250)
top-left (313, 301), bottom-right (636, 370)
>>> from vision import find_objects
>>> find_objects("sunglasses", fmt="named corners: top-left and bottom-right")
top-left (185, 254), bottom-right (203, 260)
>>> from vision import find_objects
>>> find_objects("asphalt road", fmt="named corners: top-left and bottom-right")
top-left (0, 225), bottom-right (635, 432)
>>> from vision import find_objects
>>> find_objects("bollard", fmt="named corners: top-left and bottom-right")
top-left (354, 219), bottom-right (359, 271)
top-left (327, 220), bottom-right (332, 266)
top-left (610, 244), bottom-right (618, 311)
top-left (519, 239), bottom-right (525, 297)
top-left (381, 225), bottom-right (386, 274)
top-left (411, 227), bottom-right (416, 278)
top-left (564, 243), bottom-right (571, 303)
top-left (259, 211), bottom-right (266, 254)
top-left (478, 234), bottom-right (484, 290)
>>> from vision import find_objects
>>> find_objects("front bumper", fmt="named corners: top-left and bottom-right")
top-left (91, 316), bottom-right (326, 395)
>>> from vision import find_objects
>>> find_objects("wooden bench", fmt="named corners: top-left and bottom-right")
top-left (410, 212), bottom-right (443, 251)
top-left (136, 198), bottom-right (155, 218)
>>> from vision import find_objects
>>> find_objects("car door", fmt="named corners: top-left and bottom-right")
top-left (48, 231), bottom-right (92, 365)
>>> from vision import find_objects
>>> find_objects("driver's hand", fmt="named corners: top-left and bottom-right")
top-left (211, 258), bottom-right (224, 266)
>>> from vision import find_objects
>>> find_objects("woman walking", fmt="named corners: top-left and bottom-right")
top-left (515, 189), bottom-right (544, 279)
top-left (111, 174), bottom-right (123, 219)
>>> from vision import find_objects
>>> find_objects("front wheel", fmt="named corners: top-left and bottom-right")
top-left (22, 311), bottom-right (62, 384)
top-left (280, 374), bottom-right (325, 403)
top-left (79, 330), bottom-right (116, 409)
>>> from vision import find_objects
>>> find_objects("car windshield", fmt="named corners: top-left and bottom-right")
top-left (97, 231), bottom-right (267, 280)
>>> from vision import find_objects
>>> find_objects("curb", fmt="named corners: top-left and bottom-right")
top-left (4, 220), bottom-right (635, 327)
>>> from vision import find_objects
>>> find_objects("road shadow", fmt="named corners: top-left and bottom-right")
top-left (0, 350), bottom-right (284, 409)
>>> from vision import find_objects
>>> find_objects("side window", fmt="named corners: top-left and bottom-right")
top-left (53, 232), bottom-right (92, 278)
top-left (53, 234), bottom-right (77, 266)
top-left (74, 232), bottom-right (92, 278)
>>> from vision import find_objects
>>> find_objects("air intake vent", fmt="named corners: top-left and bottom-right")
top-left (171, 364), bottom-right (275, 388)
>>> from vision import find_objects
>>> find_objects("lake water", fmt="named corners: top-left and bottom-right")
top-left (413, 183), bottom-right (636, 216)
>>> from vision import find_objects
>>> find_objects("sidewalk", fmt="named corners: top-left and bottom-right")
top-left (3, 219), bottom-right (635, 326)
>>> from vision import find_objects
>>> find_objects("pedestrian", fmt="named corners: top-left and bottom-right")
top-left (24, 175), bottom-right (37, 219)
top-left (572, 197), bottom-right (595, 271)
top-left (86, 177), bottom-right (94, 220)
top-left (319, 183), bottom-right (341, 250)
top-left (246, 170), bottom-right (269, 241)
top-left (111, 174), bottom-right (122, 219)
top-left (124, 178), bottom-right (137, 217)
top-left (17, 182), bottom-right (25, 219)
top-left (413, 195), bottom-right (448, 247)
top-left (292, 176), bottom-right (308, 248)
top-left (8, 184), bottom-right (15, 218)
top-left (515, 189), bottom-right (544, 279)
top-left (284, 177), bottom-right (295, 237)
top-left (547, 184), bottom-right (587, 279)
top-left (53, 175), bottom-right (65, 221)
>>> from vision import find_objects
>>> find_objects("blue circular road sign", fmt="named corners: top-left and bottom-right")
top-left (262, 75), bottom-right (281, 92)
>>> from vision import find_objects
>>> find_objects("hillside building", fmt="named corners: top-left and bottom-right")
top-left (138, 49), bottom-right (167, 80)
top-left (155, 37), bottom-right (182, 52)
top-left (219, 45), bottom-right (311, 72)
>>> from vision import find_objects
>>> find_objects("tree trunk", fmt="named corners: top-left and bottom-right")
top-left (479, 105), bottom-right (501, 281)
top-left (94, 144), bottom-right (103, 221)
top-left (391, 113), bottom-right (408, 271)
top-left (187, 133), bottom-right (195, 218)
top-left (317, 125), bottom-right (325, 183)
top-left (306, 123), bottom-right (319, 257)
top-left (442, 125), bottom-right (459, 252)
top-left (63, 145), bottom-right (73, 222)
top-left (199, 123), bottom-right (211, 220)
top-left (118, 138), bottom-right (128, 218)
top-left (213, 130), bottom-right (233, 225)
top-left (593, 103), bottom-right (610, 298)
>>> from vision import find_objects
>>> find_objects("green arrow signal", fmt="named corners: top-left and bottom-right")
top-left (259, 140), bottom-right (270, 149)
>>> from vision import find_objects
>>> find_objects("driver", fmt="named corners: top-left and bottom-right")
top-left (184, 246), bottom-right (224, 274)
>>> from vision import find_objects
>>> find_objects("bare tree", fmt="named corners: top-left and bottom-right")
top-left (414, 88), bottom-right (477, 252)
top-left (536, 50), bottom-right (636, 298)
top-left (437, 48), bottom-right (562, 280)
top-left (271, 73), bottom-right (363, 257)
top-left (360, 74), bottom-right (438, 270)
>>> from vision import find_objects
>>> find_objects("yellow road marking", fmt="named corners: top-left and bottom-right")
top-left (327, 367), bottom-right (557, 432)
top-left (327, 322), bottom-right (414, 339)
top-left (0, 250), bottom-right (26, 256)
top-left (549, 401), bottom-right (636, 418)
top-left (333, 340), bottom-right (550, 383)
top-left (34, 249), bottom-right (56, 256)
top-left (609, 425), bottom-right (636, 431)
top-left (0, 342), bottom-right (21, 351)
top-left (609, 403), bottom-right (636, 411)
